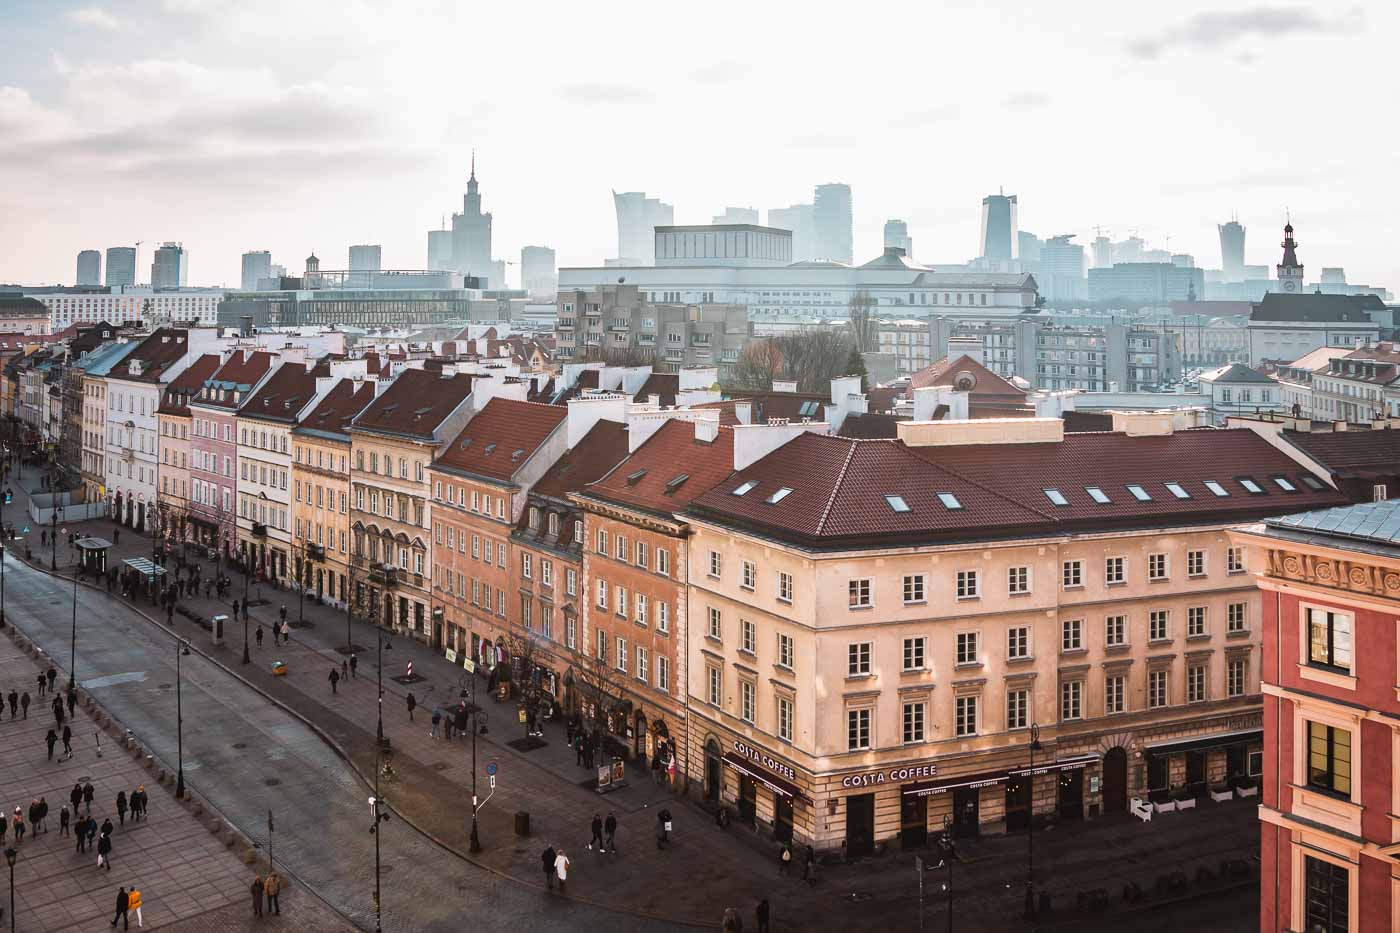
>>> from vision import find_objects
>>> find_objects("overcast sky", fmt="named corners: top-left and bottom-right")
top-left (0, 0), bottom-right (1392, 290)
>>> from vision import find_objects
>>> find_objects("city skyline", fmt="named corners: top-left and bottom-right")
top-left (1, 1), bottom-right (1393, 290)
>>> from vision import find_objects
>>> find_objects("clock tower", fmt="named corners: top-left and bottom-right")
top-left (1276, 220), bottom-right (1304, 293)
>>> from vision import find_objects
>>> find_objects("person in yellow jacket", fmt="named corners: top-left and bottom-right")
top-left (128, 886), bottom-right (143, 928)
top-left (264, 871), bottom-right (281, 915)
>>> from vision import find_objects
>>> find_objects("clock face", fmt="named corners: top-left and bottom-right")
top-left (1283, 280), bottom-right (1296, 292)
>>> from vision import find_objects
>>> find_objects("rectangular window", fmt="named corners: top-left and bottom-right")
top-left (1105, 675), bottom-right (1125, 714)
top-left (541, 560), bottom-right (552, 587)
top-left (707, 666), bottom-right (721, 706)
top-left (1148, 553), bottom-right (1167, 581)
top-left (740, 681), bottom-right (754, 723)
top-left (903, 636), bottom-right (926, 671)
top-left (708, 550), bottom-right (722, 578)
top-left (614, 535), bottom-right (627, 563)
top-left (1149, 609), bottom-right (1169, 642)
top-left (707, 606), bottom-right (722, 640)
top-left (777, 633), bottom-right (794, 669)
top-left (1307, 721), bottom-right (1352, 796)
top-left (1007, 626), bottom-right (1030, 660)
top-left (1227, 602), bottom-right (1246, 633)
top-left (1187, 664), bottom-right (1206, 702)
top-left (955, 631), bottom-right (979, 665)
top-left (596, 529), bottom-right (608, 554)
top-left (902, 702), bottom-right (926, 744)
top-left (741, 560), bottom-right (756, 591)
top-left (656, 548), bottom-right (669, 576)
top-left (777, 696), bottom-right (793, 741)
top-left (1006, 689), bottom-right (1028, 730)
top-left (1061, 619), bottom-right (1082, 652)
top-left (596, 580), bottom-right (608, 611)
top-left (1104, 556), bottom-right (1125, 585)
top-left (848, 578), bottom-right (872, 609)
top-left (1062, 560), bottom-right (1083, 588)
top-left (903, 574), bottom-right (926, 604)
top-left (566, 568), bottom-right (577, 596)
top-left (740, 619), bottom-right (755, 653)
top-left (1104, 614), bottom-right (1126, 647)
top-left (615, 587), bottom-right (627, 618)
top-left (1307, 608), bottom-right (1353, 671)
top-left (847, 708), bottom-right (871, 750)
top-left (848, 642), bottom-right (871, 676)
top-left (635, 542), bottom-right (648, 569)
top-left (955, 570), bottom-right (979, 599)
top-left (1227, 658), bottom-right (1246, 697)
top-left (596, 629), bottom-right (608, 663)
top-left (521, 553), bottom-right (532, 579)
top-left (1148, 669), bottom-right (1168, 708)
top-left (954, 696), bottom-right (978, 737)
top-left (635, 594), bottom-right (648, 625)
top-left (657, 656), bottom-right (670, 694)
top-left (1060, 680), bottom-right (1082, 721)
top-left (1007, 566), bottom-right (1030, 595)
top-left (1187, 606), bottom-right (1207, 638)
top-left (777, 572), bottom-right (793, 603)
top-left (1227, 546), bottom-right (1245, 573)
top-left (657, 602), bottom-right (669, 634)
top-left (1187, 549), bottom-right (1206, 577)
top-left (1304, 855), bottom-right (1349, 933)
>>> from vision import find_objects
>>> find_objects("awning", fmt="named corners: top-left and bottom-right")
top-left (187, 514), bottom-right (218, 530)
top-left (1144, 729), bottom-right (1262, 757)
top-left (75, 537), bottom-right (111, 550)
top-left (722, 752), bottom-right (806, 801)
top-left (122, 557), bottom-right (167, 578)
top-left (904, 768), bottom-right (1008, 797)
top-left (1008, 753), bottom-right (1099, 778)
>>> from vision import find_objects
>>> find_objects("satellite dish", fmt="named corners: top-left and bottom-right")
top-left (954, 371), bottom-right (977, 392)
top-left (618, 276), bottom-right (626, 284)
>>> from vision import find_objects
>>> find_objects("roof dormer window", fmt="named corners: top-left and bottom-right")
top-left (1238, 477), bottom-right (1265, 495)
top-left (766, 487), bottom-right (792, 504)
top-left (884, 495), bottom-right (910, 513)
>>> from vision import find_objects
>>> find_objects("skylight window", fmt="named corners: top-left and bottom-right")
top-left (936, 492), bottom-right (963, 510)
top-left (1164, 482), bottom-right (1191, 499)
top-left (1238, 477), bottom-right (1264, 494)
top-left (483, 443), bottom-right (496, 455)
top-left (625, 469), bottom-right (647, 486)
top-left (1299, 474), bottom-right (1325, 491)
top-left (1043, 488), bottom-right (1069, 507)
top-left (1126, 484), bottom-right (1152, 502)
top-left (664, 473), bottom-right (690, 493)
top-left (1085, 486), bottom-right (1111, 504)
top-left (1203, 480), bottom-right (1229, 497)
top-left (884, 495), bottom-right (910, 513)
top-left (798, 400), bottom-right (821, 417)
top-left (767, 487), bottom-right (793, 504)
top-left (1272, 476), bottom-right (1298, 492)
top-left (731, 480), bottom-right (757, 496)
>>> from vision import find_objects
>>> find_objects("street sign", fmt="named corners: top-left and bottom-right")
top-left (463, 657), bottom-right (475, 673)
top-left (489, 774), bottom-right (495, 789)
top-left (486, 761), bottom-right (497, 777)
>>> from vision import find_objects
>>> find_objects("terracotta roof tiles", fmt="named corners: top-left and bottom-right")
top-left (585, 419), bottom-right (735, 516)
top-left (351, 368), bottom-right (475, 440)
top-left (433, 398), bottom-right (566, 483)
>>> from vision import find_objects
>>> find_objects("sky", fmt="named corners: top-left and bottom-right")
top-left (0, 0), bottom-right (1395, 290)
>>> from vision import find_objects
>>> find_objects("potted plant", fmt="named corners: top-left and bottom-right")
top-left (1171, 785), bottom-right (1196, 810)
top-left (1209, 780), bottom-right (1234, 803)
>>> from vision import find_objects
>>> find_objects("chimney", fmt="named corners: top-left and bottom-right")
top-left (566, 393), bottom-right (628, 448)
top-left (694, 418), bottom-right (720, 443)
top-left (1110, 411), bottom-right (1176, 436)
top-left (732, 421), bottom-right (827, 469)
top-left (946, 335), bottom-right (983, 366)
top-left (913, 386), bottom-right (968, 421)
top-left (898, 417), bottom-right (1063, 447)
top-left (771, 379), bottom-right (798, 393)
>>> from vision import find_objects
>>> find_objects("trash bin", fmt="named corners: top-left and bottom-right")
top-left (212, 614), bottom-right (227, 646)
top-left (514, 811), bottom-right (530, 837)
top-left (1038, 892), bottom-right (1052, 916)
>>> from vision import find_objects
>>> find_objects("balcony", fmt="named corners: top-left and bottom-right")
top-left (557, 318), bottom-right (575, 330)
top-left (121, 447), bottom-right (134, 462)
top-left (369, 563), bottom-right (399, 586)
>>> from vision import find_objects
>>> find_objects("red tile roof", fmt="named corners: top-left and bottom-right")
top-left (109, 328), bottom-right (191, 383)
top-left (529, 420), bottom-right (630, 502)
top-left (687, 428), bottom-right (1348, 548)
top-left (635, 372), bottom-right (679, 407)
top-left (158, 354), bottom-right (221, 415)
top-left (1282, 430), bottom-right (1400, 476)
top-left (906, 354), bottom-right (1027, 402)
top-left (584, 419), bottom-right (735, 516)
top-left (433, 399), bottom-right (566, 483)
top-left (197, 350), bottom-right (276, 410)
top-left (240, 360), bottom-right (320, 424)
top-left (351, 368), bottom-right (475, 440)
top-left (293, 379), bottom-right (377, 442)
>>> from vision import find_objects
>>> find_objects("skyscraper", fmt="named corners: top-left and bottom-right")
top-left (151, 243), bottom-right (188, 289)
top-left (520, 246), bottom-right (557, 299)
top-left (979, 192), bottom-right (1018, 262)
top-left (76, 250), bottom-right (101, 286)
top-left (1037, 234), bottom-right (1087, 302)
top-left (767, 203), bottom-right (815, 262)
top-left (1091, 235), bottom-right (1113, 269)
top-left (427, 229), bottom-right (454, 271)
top-left (1218, 219), bottom-right (1246, 282)
top-left (883, 219), bottom-right (913, 259)
top-left (813, 183), bottom-right (853, 264)
top-left (241, 251), bottom-right (272, 291)
top-left (349, 244), bottom-right (382, 272)
top-left (613, 190), bottom-right (674, 265)
top-left (105, 247), bottom-right (137, 287)
top-left (712, 207), bottom-right (760, 225)
top-left (451, 155), bottom-right (493, 278)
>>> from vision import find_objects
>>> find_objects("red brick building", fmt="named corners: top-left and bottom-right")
top-left (1234, 500), bottom-right (1400, 933)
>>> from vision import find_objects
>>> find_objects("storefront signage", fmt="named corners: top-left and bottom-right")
top-left (732, 741), bottom-right (797, 782)
top-left (840, 763), bottom-right (939, 788)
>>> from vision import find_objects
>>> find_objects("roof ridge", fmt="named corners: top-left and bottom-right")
top-left (814, 438), bottom-right (859, 536)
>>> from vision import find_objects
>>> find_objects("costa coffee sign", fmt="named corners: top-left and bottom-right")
top-left (733, 741), bottom-right (798, 782)
top-left (841, 763), bottom-right (938, 788)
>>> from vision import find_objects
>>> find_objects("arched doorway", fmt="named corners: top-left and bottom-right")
top-left (1103, 747), bottom-right (1128, 814)
top-left (704, 739), bottom-right (721, 802)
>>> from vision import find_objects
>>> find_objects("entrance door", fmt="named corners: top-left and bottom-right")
top-left (845, 793), bottom-right (875, 858)
top-left (952, 787), bottom-right (980, 838)
top-left (775, 795), bottom-right (794, 844)
top-left (432, 620), bottom-right (443, 651)
top-left (738, 775), bottom-right (757, 825)
top-left (705, 742), bottom-right (721, 803)
top-left (900, 793), bottom-right (928, 848)
top-left (1004, 776), bottom-right (1030, 832)
top-left (1186, 751), bottom-right (1206, 795)
top-left (1102, 747), bottom-right (1128, 814)
top-left (1226, 744), bottom-right (1245, 783)
top-left (1058, 769), bottom-right (1084, 820)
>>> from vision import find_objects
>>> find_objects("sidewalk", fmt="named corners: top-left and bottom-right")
top-left (11, 474), bottom-right (1262, 931)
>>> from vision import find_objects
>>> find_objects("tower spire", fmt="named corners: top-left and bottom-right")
top-left (470, 149), bottom-right (476, 181)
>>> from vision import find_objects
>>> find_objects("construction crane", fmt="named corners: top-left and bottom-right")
top-left (135, 240), bottom-right (145, 286)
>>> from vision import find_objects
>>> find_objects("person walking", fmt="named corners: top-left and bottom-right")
top-left (250, 875), bottom-right (264, 918)
top-left (657, 808), bottom-right (672, 850)
top-left (97, 829), bottom-right (112, 870)
top-left (46, 728), bottom-right (57, 760)
top-left (588, 813), bottom-right (603, 852)
top-left (348, 654), bottom-right (358, 678)
top-left (6, 689), bottom-right (15, 719)
top-left (406, 692), bottom-right (417, 721)
top-left (52, 696), bottom-right (64, 728)
top-left (802, 845), bottom-right (815, 883)
top-left (37, 797), bottom-right (47, 833)
top-left (430, 708), bottom-right (441, 738)
top-left (83, 781), bottom-right (95, 815)
top-left (132, 787), bottom-right (147, 821)
top-left (255, 624), bottom-right (264, 648)
top-left (116, 792), bottom-right (128, 826)
top-left (721, 907), bottom-right (743, 932)
top-left (756, 898), bottom-right (771, 933)
top-left (604, 812), bottom-right (618, 853)
top-left (779, 843), bottom-right (792, 876)
top-left (541, 844), bottom-right (556, 890)
top-left (46, 667), bottom-right (56, 694)
top-left (66, 688), bottom-right (76, 719)
top-left (574, 734), bottom-right (585, 767)
top-left (19, 690), bottom-right (28, 718)
top-left (70, 783), bottom-right (82, 816)
top-left (26, 801), bottom-right (37, 837)
top-left (12, 807), bottom-right (25, 844)
top-left (36, 671), bottom-right (45, 697)
top-left (328, 668), bottom-right (340, 694)
top-left (553, 849), bottom-right (570, 894)
top-left (59, 804), bottom-right (70, 836)
top-left (280, 620), bottom-right (289, 645)
top-left (62, 724), bottom-right (72, 759)
top-left (111, 886), bottom-right (129, 929)
top-left (101, 816), bottom-right (113, 838)
top-left (128, 885), bottom-right (143, 928)
top-left (264, 871), bottom-right (281, 914)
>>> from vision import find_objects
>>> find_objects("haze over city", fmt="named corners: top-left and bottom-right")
top-left (1, 0), bottom-right (1393, 287)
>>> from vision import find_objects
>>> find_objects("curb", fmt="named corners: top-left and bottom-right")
top-left (9, 551), bottom-right (712, 931)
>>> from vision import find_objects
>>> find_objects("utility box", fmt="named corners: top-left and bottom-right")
top-left (514, 811), bottom-right (530, 837)
top-left (211, 614), bottom-right (227, 646)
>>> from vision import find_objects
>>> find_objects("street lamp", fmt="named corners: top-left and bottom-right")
top-left (5, 845), bottom-right (15, 933)
top-left (462, 669), bottom-right (488, 853)
top-left (68, 537), bottom-right (79, 693)
top-left (241, 556), bottom-right (251, 665)
top-left (176, 638), bottom-right (189, 798)
top-left (1025, 721), bottom-right (1042, 920)
top-left (0, 485), bottom-right (10, 628)
top-left (369, 631), bottom-right (391, 933)
top-left (938, 815), bottom-right (954, 933)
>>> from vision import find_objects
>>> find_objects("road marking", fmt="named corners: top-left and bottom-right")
top-left (81, 671), bottom-right (148, 689)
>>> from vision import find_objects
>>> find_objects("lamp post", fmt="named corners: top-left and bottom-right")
top-left (463, 667), bottom-right (488, 853)
top-left (241, 556), bottom-right (250, 665)
top-left (369, 629), bottom-right (390, 933)
top-left (1024, 722), bottom-right (1042, 920)
top-left (939, 815), bottom-right (954, 933)
top-left (0, 485), bottom-right (10, 628)
top-left (68, 539), bottom-right (79, 693)
top-left (5, 845), bottom-right (15, 933)
top-left (176, 638), bottom-right (189, 798)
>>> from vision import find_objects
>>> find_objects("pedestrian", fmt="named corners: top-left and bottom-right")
top-left (722, 907), bottom-right (743, 932)
top-left (66, 688), bottom-right (76, 718)
top-left (554, 848), bottom-right (570, 894)
top-left (101, 816), bottom-right (113, 837)
top-left (37, 797), bottom-right (47, 833)
top-left (256, 624), bottom-right (264, 648)
top-left (328, 668), bottom-right (340, 694)
top-left (575, 734), bottom-right (585, 767)
top-left (46, 728), bottom-right (57, 760)
top-left (657, 808), bottom-right (672, 849)
top-left (756, 899), bottom-right (770, 933)
top-left (348, 654), bottom-right (358, 678)
top-left (113, 528), bottom-right (119, 545)
top-left (250, 874), bottom-right (264, 918)
top-left (604, 812), bottom-right (618, 853)
top-left (19, 690), bottom-right (28, 718)
top-left (111, 886), bottom-right (129, 929)
top-left (98, 829), bottom-right (112, 869)
top-left (280, 620), bottom-right (289, 644)
top-left (802, 845), bottom-right (815, 883)
top-left (36, 671), bottom-right (45, 697)
top-left (541, 844), bottom-right (556, 890)
top-left (133, 786), bottom-right (147, 821)
top-left (0, 814), bottom-right (6, 845)
top-left (6, 689), bottom-right (15, 719)
top-left (128, 885), bottom-right (143, 928)
top-left (71, 783), bottom-right (82, 814)
top-left (86, 817), bottom-right (98, 850)
top-left (46, 667), bottom-right (55, 693)
top-left (116, 791), bottom-right (127, 826)
top-left (264, 870), bottom-right (281, 914)
top-left (430, 708), bottom-right (441, 738)
top-left (12, 807), bottom-right (24, 843)
top-left (59, 804), bottom-right (70, 836)
top-left (53, 696), bottom-right (64, 727)
top-left (83, 781), bottom-right (95, 815)
top-left (62, 724), bottom-right (72, 758)
top-left (406, 692), bottom-right (417, 721)
top-left (652, 751), bottom-right (663, 785)
top-left (279, 604), bottom-right (287, 631)
top-left (588, 813), bottom-right (603, 852)
top-left (26, 801), bottom-right (37, 836)
top-left (779, 843), bottom-right (792, 876)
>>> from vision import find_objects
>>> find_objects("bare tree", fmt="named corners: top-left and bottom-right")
top-left (577, 345), bottom-right (661, 368)
top-left (572, 650), bottom-right (626, 733)
top-left (773, 330), bottom-right (856, 394)
top-left (847, 290), bottom-right (877, 354)
top-left (725, 339), bottom-right (784, 392)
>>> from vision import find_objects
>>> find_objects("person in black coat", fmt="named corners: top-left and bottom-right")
top-left (112, 886), bottom-right (129, 929)
top-left (541, 844), bottom-right (557, 890)
top-left (97, 830), bottom-right (112, 870)
top-left (82, 782), bottom-right (95, 815)
top-left (45, 729), bottom-right (57, 760)
top-left (116, 792), bottom-right (127, 826)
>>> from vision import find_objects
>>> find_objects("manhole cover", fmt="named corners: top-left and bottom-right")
top-left (157, 683), bottom-right (173, 690)
top-left (232, 743), bottom-right (248, 750)
top-left (263, 778), bottom-right (280, 787)
top-left (430, 762), bottom-right (449, 772)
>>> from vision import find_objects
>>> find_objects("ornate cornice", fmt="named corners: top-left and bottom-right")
top-left (1262, 543), bottom-right (1400, 601)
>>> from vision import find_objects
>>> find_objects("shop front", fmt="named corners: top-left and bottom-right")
top-left (721, 741), bottom-right (807, 844)
top-left (1142, 728), bottom-right (1263, 803)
